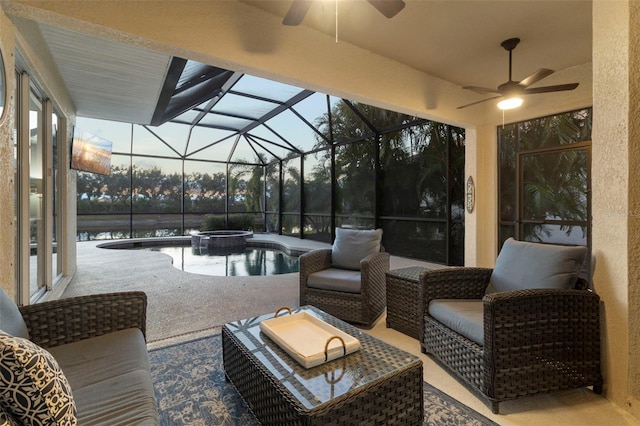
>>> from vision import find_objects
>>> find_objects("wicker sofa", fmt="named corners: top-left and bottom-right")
top-left (420, 238), bottom-right (602, 413)
top-left (0, 289), bottom-right (158, 425)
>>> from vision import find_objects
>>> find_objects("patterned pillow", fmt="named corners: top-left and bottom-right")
top-left (0, 331), bottom-right (77, 426)
top-left (0, 408), bottom-right (21, 426)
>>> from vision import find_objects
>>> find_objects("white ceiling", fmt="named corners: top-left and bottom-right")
top-left (5, 0), bottom-right (593, 125)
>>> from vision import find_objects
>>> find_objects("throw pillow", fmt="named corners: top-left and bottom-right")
top-left (0, 331), bottom-right (77, 426)
top-left (0, 409), bottom-right (21, 426)
top-left (331, 228), bottom-right (383, 270)
top-left (487, 238), bottom-right (587, 293)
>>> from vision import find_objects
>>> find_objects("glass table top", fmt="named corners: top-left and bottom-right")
top-left (223, 305), bottom-right (422, 410)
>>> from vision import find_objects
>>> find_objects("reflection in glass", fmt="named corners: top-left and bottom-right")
top-left (29, 91), bottom-right (44, 297)
top-left (0, 48), bottom-right (5, 119)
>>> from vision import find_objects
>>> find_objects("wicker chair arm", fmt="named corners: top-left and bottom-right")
top-left (483, 288), bottom-right (601, 371)
top-left (299, 249), bottom-right (332, 280)
top-left (421, 267), bottom-right (493, 312)
top-left (360, 251), bottom-right (390, 297)
top-left (19, 291), bottom-right (148, 349)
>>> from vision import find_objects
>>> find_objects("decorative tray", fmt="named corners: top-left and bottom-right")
top-left (259, 307), bottom-right (361, 368)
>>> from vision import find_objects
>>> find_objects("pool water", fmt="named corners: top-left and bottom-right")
top-left (144, 245), bottom-right (299, 277)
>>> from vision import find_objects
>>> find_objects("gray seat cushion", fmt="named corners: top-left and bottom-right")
top-left (331, 228), bottom-right (382, 271)
top-left (429, 299), bottom-right (484, 345)
top-left (487, 238), bottom-right (587, 294)
top-left (48, 328), bottom-right (150, 390)
top-left (307, 269), bottom-right (362, 294)
top-left (48, 328), bottom-right (157, 425)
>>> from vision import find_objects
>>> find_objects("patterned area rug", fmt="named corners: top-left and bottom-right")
top-left (149, 334), bottom-right (498, 426)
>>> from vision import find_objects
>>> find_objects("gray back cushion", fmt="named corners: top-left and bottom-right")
top-left (0, 287), bottom-right (29, 339)
top-left (487, 238), bottom-right (587, 293)
top-left (331, 228), bottom-right (382, 270)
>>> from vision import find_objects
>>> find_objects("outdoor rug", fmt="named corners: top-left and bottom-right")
top-left (149, 334), bottom-right (499, 426)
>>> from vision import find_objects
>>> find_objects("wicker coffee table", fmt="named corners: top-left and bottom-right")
top-left (222, 305), bottom-right (423, 425)
top-left (386, 266), bottom-right (431, 339)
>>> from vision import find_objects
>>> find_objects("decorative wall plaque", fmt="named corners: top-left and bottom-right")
top-left (466, 176), bottom-right (475, 213)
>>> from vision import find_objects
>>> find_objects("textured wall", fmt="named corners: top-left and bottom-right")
top-left (592, 0), bottom-right (632, 413)
top-left (0, 9), bottom-right (16, 299)
top-left (628, 0), bottom-right (640, 414)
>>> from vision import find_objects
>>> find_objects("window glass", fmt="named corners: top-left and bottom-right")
top-left (497, 107), bottom-right (592, 249)
top-left (0, 48), bottom-right (5, 120)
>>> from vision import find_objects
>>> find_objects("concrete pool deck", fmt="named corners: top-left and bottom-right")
top-left (64, 234), bottom-right (441, 342)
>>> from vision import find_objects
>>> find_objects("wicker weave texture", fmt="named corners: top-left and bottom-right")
top-left (420, 268), bottom-right (603, 413)
top-left (299, 249), bottom-right (389, 328)
top-left (385, 267), bottom-right (429, 339)
top-left (222, 307), bottom-right (423, 425)
top-left (19, 292), bottom-right (148, 349)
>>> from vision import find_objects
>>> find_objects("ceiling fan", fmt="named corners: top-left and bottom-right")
top-left (282, 0), bottom-right (406, 26)
top-left (457, 37), bottom-right (579, 109)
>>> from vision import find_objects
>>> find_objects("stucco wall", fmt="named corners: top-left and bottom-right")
top-left (627, 0), bottom-right (640, 414)
top-left (592, 0), bottom-right (633, 413)
top-left (0, 8), bottom-right (16, 299)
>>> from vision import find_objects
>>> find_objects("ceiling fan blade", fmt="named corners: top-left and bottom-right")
top-left (367, 0), bottom-right (406, 18)
top-left (462, 85), bottom-right (502, 95)
top-left (283, 0), bottom-right (313, 26)
top-left (524, 83), bottom-right (579, 94)
top-left (457, 95), bottom-right (502, 110)
top-left (519, 68), bottom-right (555, 87)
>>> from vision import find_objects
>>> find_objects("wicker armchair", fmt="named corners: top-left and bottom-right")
top-left (420, 239), bottom-right (602, 414)
top-left (18, 291), bottom-right (148, 349)
top-left (299, 228), bottom-right (389, 328)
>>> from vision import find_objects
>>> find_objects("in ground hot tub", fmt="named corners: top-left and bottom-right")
top-left (191, 230), bottom-right (253, 251)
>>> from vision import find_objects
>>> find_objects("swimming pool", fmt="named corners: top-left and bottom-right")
top-left (142, 245), bottom-right (299, 277)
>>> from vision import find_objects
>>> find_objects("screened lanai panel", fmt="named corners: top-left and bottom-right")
top-left (245, 124), bottom-right (299, 161)
top-left (183, 160), bottom-right (226, 213)
top-left (132, 125), bottom-right (181, 157)
top-left (144, 122), bottom-right (190, 155)
top-left (211, 92), bottom-right (277, 120)
top-left (131, 157), bottom-right (182, 213)
top-left (229, 137), bottom-right (264, 164)
top-left (230, 74), bottom-right (305, 102)
top-left (380, 126), bottom-right (448, 219)
top-left (304, 150), bottom-right (330, 214)
top-left (351, 102), bottom-right (418, 131)
top-left (185, 126), bottom-right (236, 158)
top-left (198, 113), bottom-right (254, 130)
top-left (290, 92), bottom-right (331, 142)
top-left (329, 98), bottom-right (377, 142)
top-left (264, 109), bottom-right (321, 153)
top-left (76, 153), bottom-right (131, 215)
top-left (76, 117), bottom-right (131, 153)
top-left (188, 136), bottom-right (240, 161)
top-left (335, 140), bottom-right (375, 223)
top-left (228, 163), bottom-right (264, 213)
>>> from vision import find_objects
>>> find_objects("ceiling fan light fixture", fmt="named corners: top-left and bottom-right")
top-left (497, 97), bottom-right (523, 110)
